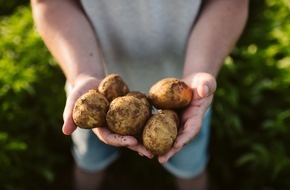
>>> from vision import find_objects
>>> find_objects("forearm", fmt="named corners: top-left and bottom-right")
top-left (30, 0), bottom-right (105, 86)
top-left (183, 0), bottom-right (249, 77)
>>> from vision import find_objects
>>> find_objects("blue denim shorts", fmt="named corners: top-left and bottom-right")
top-left (71, 108), bottom-right (211, 179)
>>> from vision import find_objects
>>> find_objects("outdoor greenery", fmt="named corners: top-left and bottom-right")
top-left (0, 0), bottom-right (28, 16)
top-left (0, 5), bottom-right (69, 190)
top-left (0, 1), bottom-right (289, 190)
top-left (209, 0), bottom-right (290, 189)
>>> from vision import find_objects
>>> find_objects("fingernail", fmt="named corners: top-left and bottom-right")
top-left (138, 152), bottom-right (144, 157)
top-left (204, 85), bottom-right (209, 97)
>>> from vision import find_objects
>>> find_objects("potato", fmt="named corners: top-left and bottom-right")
top-left (73, 89), bottom-right (109, 129)
top-left (148, 78), bottom-right (193, 109)
top-left (158, 109), bottom-right (180, 128)
top-left (106, 96), bottom-right (151, 136)
top-left (142, 110), bottom-right (178, 155)
top-left (98, 74), bottom-right (129, 102)
top-left (126, 91), bottom-right (152, 112)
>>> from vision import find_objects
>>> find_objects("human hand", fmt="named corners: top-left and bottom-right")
top-left (158, 72), bottom-right (217, 163)
top-left (62, 75), bottom-right (153, 158)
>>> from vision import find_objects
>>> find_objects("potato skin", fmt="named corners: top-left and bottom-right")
top-left (106, 96), bottom-right (150, 136)
top-left (142, 111), bottom-right (178, 156)
top-left (126, 91), bottom-right (152, 113)
top-left (73, 90), bottom-right (109, 129)
top-left (98, 74), bottom-right (129, 102)
top-left (158, 109), bottom-right (180, 127)
top-left (148, 78), bottom-right (193, 109)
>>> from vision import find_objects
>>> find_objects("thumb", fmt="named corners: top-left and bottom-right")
top-left (62, 116), bottom-right (77, 135)
top-left (62, 90), bottom-right (81, 135)
top-left (197, 84), bottom-right (210, 98)
top-left (191, 73), bottom-right (217, 98)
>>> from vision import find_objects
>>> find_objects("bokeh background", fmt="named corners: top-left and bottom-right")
top-left (1, 0), bottom-right (290, 190)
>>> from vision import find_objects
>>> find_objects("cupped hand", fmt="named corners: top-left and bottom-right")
top-left (92, 127), bottom-right (153, 158)
top-left (62, 76), bottom-right (100, 135)
top-left (62, 75), bottom-right (153, 159)
top-left (158, 72), bottom-right (217, 163)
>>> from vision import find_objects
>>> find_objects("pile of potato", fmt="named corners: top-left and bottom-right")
top-left (72, 74), bottom-right (193, 156)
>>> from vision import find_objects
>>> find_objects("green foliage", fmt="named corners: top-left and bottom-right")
top-left (209, 0), bottom-right (290, 189)
top-left (0, 0), bottom-right (29, 16)
top-left (0, 6), bottom-right (70, 190)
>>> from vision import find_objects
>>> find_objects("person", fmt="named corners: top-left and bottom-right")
top-left (30, 0), bottom-right (248, 189)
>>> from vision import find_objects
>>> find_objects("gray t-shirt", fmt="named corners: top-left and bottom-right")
top-left (80, 0), bottom-right (202, 92)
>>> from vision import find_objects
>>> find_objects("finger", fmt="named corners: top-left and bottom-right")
top-left (176, 118), bottom-right (201, 148)
top-left (62, 115), bottom-right (77, 135)
top-left (195, 73), bottom-right (217, 98)
top-left (184, 73), bottom-right (216, 99)
top-left (158, 132), bottom-right (191, 164)
top-left (158, 116), bottom-right (202, 163)
top-left (158, 146), bottom-right (181, 164)
top-left (62, 91), bottom-right (83, 135)
top-left (63, 88), bottom-right (83, 121)
top-left (127, 144), bottom-right (154, 159)
top-left (62, 78), bottom-right (101, 135)
top-left (92, 127), bottom-right (138, 147)
top-left (197, 84), bottom-right (209, 98)
top-left (157, 133), bottom-right (192, 164)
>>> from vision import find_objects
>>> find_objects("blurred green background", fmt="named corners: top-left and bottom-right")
top-left (0, 0), bottom-right (289, 190)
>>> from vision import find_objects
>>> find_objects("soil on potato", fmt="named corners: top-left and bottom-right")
top-left (52, 148), bottom-right (176, 190)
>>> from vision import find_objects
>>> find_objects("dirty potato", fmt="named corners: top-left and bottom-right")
top-left (126, 91), bottom-right (152, 113)
top-left (73, 89), bottom-right (109, 129)
top-left (142, 110), bottom-right (178, 156)
top-left (158, 109), bottom-right (180, 128)
top-left (148, 78), bottom-right (193, 109)
top-left (106, 96), bottom-right (150, 136)
top-left (98, 74), bottom-right (129, 102)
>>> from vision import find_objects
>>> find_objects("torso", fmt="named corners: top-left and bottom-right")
top-left (80, 0), bottom-right (202, 91)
